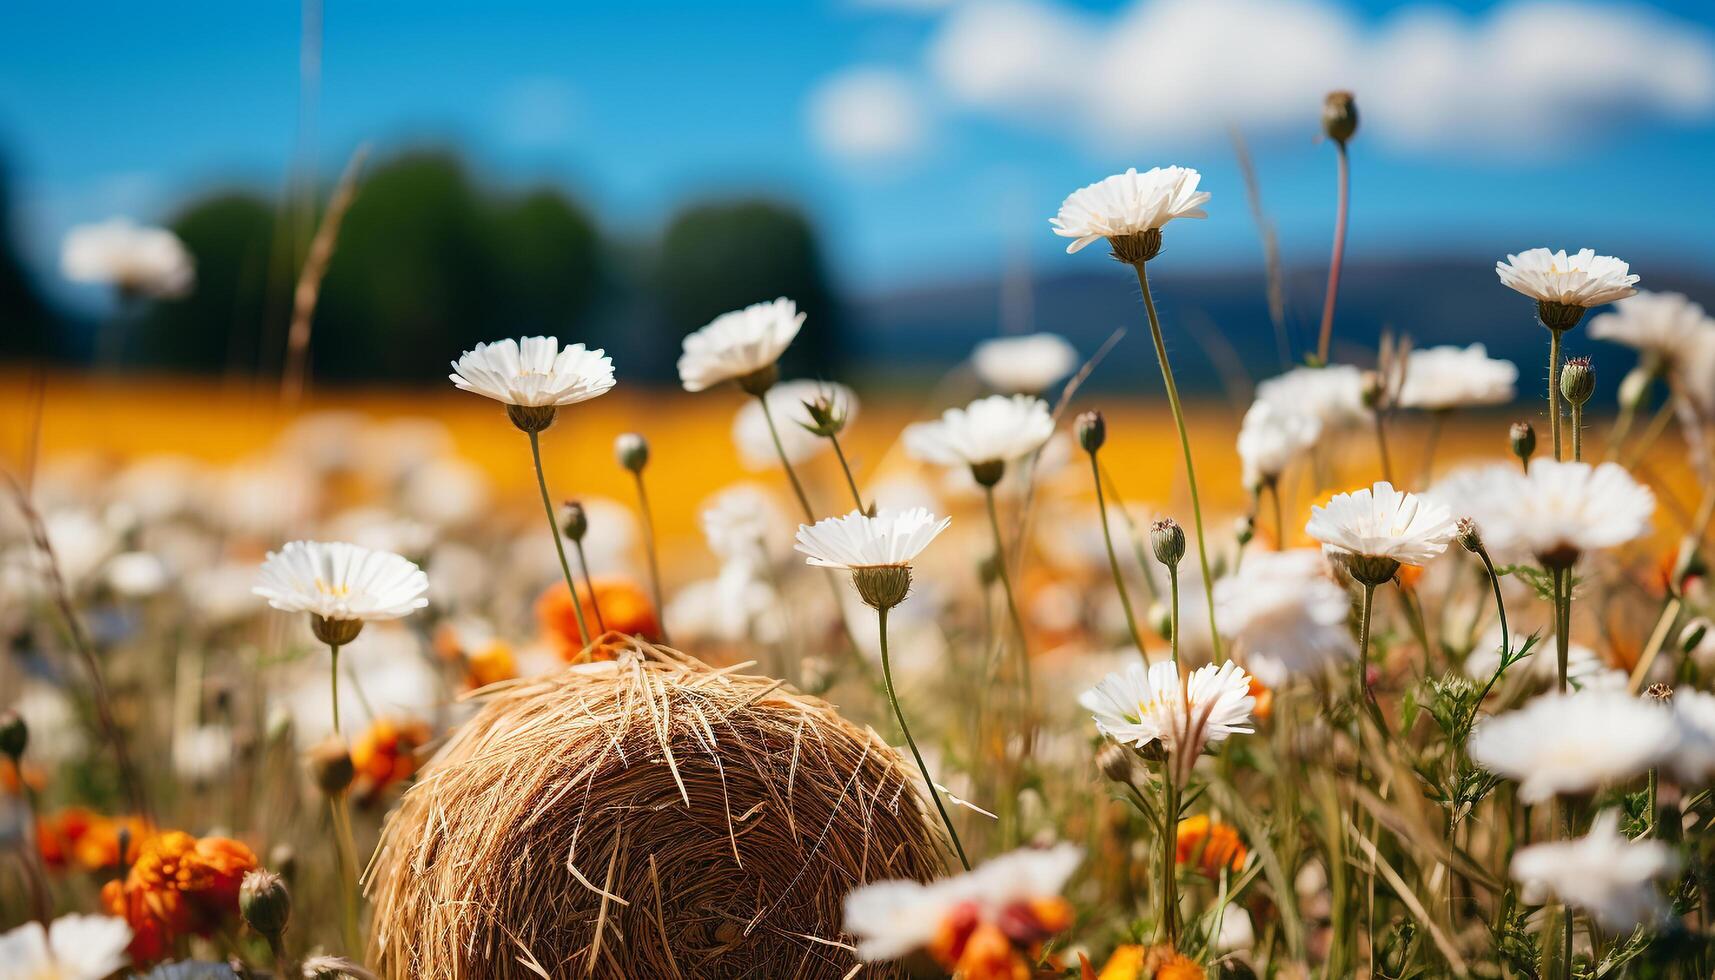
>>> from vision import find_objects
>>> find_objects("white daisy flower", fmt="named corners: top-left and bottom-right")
top-left (794, 508), bottom-right (950, 571)
top-left (1510, 811), bottom-right (1678, 932)
top-left (700, 483), bottom-right (790, 568)
top-left (449, 337), bottom-right (615, 408)
top-left (1215, 549), bottom-right (1355, 687)
top-left (971, 333), bottom-right (1079, 394)
top-left (1254, 364), bottom-right (1371, 431)
top-left (1483, 460), bottom-right (1654, 568)
top-left (1236, 399), bottom-right (1321, 487)
top-left (844, 844), bottom-right (1081, 961)
top-left (1079, 659), bottom-right (1255, 758)
top-left (1306, 481), bottom-right (1458, 575)
top-left (1397, 344), bottom-right (1518, 410)
top-left (1496, 248), bottom-right (1639, 310)
top-left (904, 394), bottom-right (1055, 473)
top-left (254, 540), bottom-right (429, 629)
top-left (677, 297), bottom-right (805, 393)
top-left (1426, 462), bottom-right (1529, 563)
top-left (61, 217), bottom-right (194, 299)
top-left (1588, 291), bottom-right (1715, 365)
top-left (731, 380), bottom-right (858, 470)
top-left (1469, 689), bottom-right (1676, 803)
top-left (0, 913), bottom-right (133, 980)
top-left (1051, 166), bottom-right (1210, 254)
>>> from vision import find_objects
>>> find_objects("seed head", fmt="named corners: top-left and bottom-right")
top-left (1509, 420), bottom-right (1536, 466)
top-left (560, 501), bottom-right (589, 542)
top-left (1075, 410), bottom-right (1106, 454)
top-left (614, 432), bottom-right (649, 473)
top-left (1322, 90), bottom-right (1359, 144)
top-left (240, 869), bottom-right (292, 940)
top-left (1560, 356), bottom-right (1595, 407)
top-left (1645, 683), bottom-right (1674, 704)
top-left (1151, 518), bottom-right (1186, 568)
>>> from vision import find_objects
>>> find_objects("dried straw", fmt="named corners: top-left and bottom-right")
top-left (366, 638), bottom-right (945, 979)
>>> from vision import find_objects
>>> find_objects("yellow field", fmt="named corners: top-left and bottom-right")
top-left (3, 371), bottom-right (1702, 545)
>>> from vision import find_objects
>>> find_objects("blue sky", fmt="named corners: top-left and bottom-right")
top-left (3, 0), bottom-right (1714, 310)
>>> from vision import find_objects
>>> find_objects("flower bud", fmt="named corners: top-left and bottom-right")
top-left (240, 869), bottom-right (292, 940)
top-left (1560, 356), bottom-right (1595, 407)
top-left (1509, 421), bottom-right (1536, 467)
top-left (1454, 517), bottom-right (1483, 555)
top-left (1681, 618), bottom-right (1710, 655)
top-left (1322, 90), bottom-right (1359, 144)
top-left (1645, 683), bottom-right (1674, 704)
top-left (799, 391), bottom-right (849, 438)
top-left (560, 501), bottom-right (588, 542)
top-left (1151, 518), bottom-right (1186, 568)
top-left (1096, 742), bottom-right (1137, 784)
top-left (0, 709), bottom-right (25, 762)
top-left (614, 433), bottom-right (649, 473)
top-left (1075, 410), bottom-right (1106, 454)
top-left (307, 738), bottom-right (355, 797)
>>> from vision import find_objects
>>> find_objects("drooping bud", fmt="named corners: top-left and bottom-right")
top-left (307, 738), bottom-right (355, 797)
top-left (1455, 517), bottom-right (1484, 555)
top-left (1096, 742), bottom-right (1138, 784)
top-left (614, 433), bottom-right (649, 473)
top-left (969, 460), bottom-right (1006, 489)
top-left (240, 869), bottom-right (292, 941)
top-left (560, 501), bottom-right (589, 542)
top-left (799, 390), bottom-right (849, 437)
top-left (1509, 421), bottom-right (1536, 468)
top-left (852, 565), bottom-right (912, 611)
top-left (1560, 356), bottom-right (1595, 407)
top-left (0, 709), bottom-right (25, 762)
top-left (505, 403), bottom-right (558, 433)
top-left (311, 615), bottom-right (363, 648)
top-left (1322, 90), bottom-right (1359, 144)
top-left (1075, 410), bottom-right (1106, 454)
top-left (1151, 518), bottom-right (1186, 569)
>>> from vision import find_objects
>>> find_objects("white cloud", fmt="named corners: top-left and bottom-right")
top-left (807, 67), bottom-right (929, 165)
top-left (922, 0), bottom-right (1715, 157)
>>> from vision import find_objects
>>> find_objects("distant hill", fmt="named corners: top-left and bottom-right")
top-left (846, 257), bottom-right (1715, 401)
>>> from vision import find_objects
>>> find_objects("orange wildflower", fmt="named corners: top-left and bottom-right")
top-left (536, 576), bottom-right (661, 660)
top-left (1175, 814), bottom-right (1247, 877)
top-left (434, 623), bottom-right (518, 690)
top-left (1094, 943), bottom-right (1204, 979)
top-left (1154, 952), bottom-right (1206, 980)
top-left (924, 895), bottom-right (1072, 980)
top-left (350, 716), bottom-right (432, 799)
top-left (1095, 943), bottom-right (1146, 979)
top-left (101, 830), bottom-right (258, 964)
top-left (1395, 562), bottom-right (1425, 591)
top-left (35, 806), bottom-right (148, 872)
top-left (1247, 675), bottom-right (1273, 723)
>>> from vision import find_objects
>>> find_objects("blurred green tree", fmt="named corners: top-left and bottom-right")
top-left (0, 156), bottom-right (56, 360)
top-left (654, 199), bottom-right (840, 379)
top-left (134, 192), bottom-right (287, 372)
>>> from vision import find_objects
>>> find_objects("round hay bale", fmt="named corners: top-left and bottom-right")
top-left (366, 640), bottom-right (946, 979)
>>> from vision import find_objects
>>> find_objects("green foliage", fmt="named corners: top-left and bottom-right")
top-left (654, 198), bottom-right (839, 379)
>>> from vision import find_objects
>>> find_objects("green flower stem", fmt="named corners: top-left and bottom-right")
top-left (985, 486), bottom-right (1032, 697)
top-left (756, 393), bottom-right (816, 522)
top-left (1160, 771), bottom-right (1181, 944)
top-left (1168, 565), bottom-right (1181, 672)
top-left (573, 538), bottom-right (607, 634)
top-left (1266, 477), bottom-right (1285, 551)
top-left (1089, 452), bottom-right (1147, 661)
top-left (1548, 328), bottom-right (1565, 461)
top-left (1316, 140), bottom-right (1350, 366)
top-left (1571, 400), bottom-right (1584, 462)
top-left (828, 431), bottom-right (866, 512)
top-left (878, 604), bottom-right (971, 871)
top-left (1554, 567), bottom-right (1571, 693)
top-left (329, 643), bottom-right (343, 734)
top-left (630, 470), bottom-right (671, 645)
top-left (529, 429), bottom-right (589, 648)
top-left (1132, 262), bottom-right (1224, 663)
